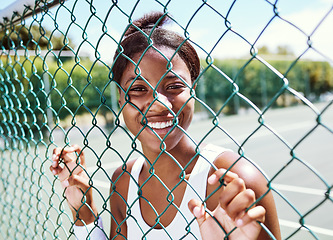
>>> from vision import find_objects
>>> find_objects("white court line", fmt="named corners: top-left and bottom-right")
top-left (279, 219), bottom-right (333, 237)
top-left (272, 183), bottom-right (326, 196)
top-left (216, 121), bottom-right (314, 145)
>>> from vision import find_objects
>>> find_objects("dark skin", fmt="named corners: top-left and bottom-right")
top-left (51, 47), bottom-right (281, 239)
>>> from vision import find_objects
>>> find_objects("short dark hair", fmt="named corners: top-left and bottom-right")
top-left (111, 12), bottom-right (200, 84)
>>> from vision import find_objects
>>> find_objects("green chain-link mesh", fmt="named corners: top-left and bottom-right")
top-left (0, 0), bottom-right (332, 239)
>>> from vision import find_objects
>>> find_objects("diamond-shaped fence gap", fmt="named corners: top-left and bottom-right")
top-left (104, 127), bottom-right (141, 162)
top-left (181, 3), bottom-right (233, 57)
top-left (53, 2), bottom-right (78, 36)
top-left (94, 33), bottom-right (120, 64)
top-left (272, 193), bottom-right (324, 239)
top-left (70, 0), bottom-right (105, 28)
top-left (90, 147), bottom-right (125, 180)
top-left (148, 0), bottom-right (202, 27)
top-left (103, 7), bottom-right (129, 34)
top-left (225, 0), bottom-right (276, 43)
top-left (306, 9), bottom-right (333, 63)
top-left (318, 101), bottom-right (333, 131)
top-left (96, 103), bottom-right (117, 130)
top-left (49, 71), bottom-right (70, 116)
top-left (56, 89), bottom-right (82, 123)
top-left (287, 62), bottom-right (332, 102)
top-left (199, 64), bottom-right (235, 114)
top-left (302, 197), bottom-right (333, 234)
top-left (81, 16), bottom-right (105, 48)
top-left (275, 0), bottom-right (333, 46)
top-left (187, 117), bottom-right (236, 155)
top-left (237, 129), bottom-right (291, 179)
top-left (292, 126), bottom-right (333, 184)
top-left (255, 14), bottom-right (314, 61)
top-left (49, 188), bottom-right (74, 239)
top-left (263, 104), bottom-right (324, 147)
top-left (81, 125), bottom-right (108, 153)
top-left (271, 156), bottom-right (328, 198)
top-left (66, 5), bottom-right (107, 58)
top-left (278, 184), bottom-right (327, 221)
top-left (237, 60), bottom-right (286, 110)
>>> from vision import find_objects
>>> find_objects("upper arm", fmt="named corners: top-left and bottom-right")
top-left (209, 150), bottom-right (281, 240)
top-left (110, 164), bottom-right (131, 239)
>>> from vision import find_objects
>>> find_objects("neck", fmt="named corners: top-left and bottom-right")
top-left (141, 136), bottom-right (198, 179)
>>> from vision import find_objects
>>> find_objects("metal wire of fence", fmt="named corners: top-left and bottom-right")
top-left (0, 0), bottom-right (332, 239)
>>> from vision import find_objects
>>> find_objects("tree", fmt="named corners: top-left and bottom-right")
top-left (0, 24), bottom-right (74, 50)
top-left (277, 45), bottom-right (294, 56)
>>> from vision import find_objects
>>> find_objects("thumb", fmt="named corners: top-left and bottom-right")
top-left (188, 199), bottom-right (206, 226)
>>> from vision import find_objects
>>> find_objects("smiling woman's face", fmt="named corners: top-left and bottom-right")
top-left (118, 47), bottom-right (195, 153)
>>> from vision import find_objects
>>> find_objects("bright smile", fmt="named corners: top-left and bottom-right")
top-left (146, 118), bottom-right (178, 130)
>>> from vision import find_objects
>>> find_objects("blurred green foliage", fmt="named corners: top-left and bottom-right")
top-left (199, 58), bottom-right (333, 115)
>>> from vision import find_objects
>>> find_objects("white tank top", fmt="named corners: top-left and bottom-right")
top-left (126, 144), bottom-right (229, 240)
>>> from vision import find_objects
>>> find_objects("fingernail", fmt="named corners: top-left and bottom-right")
top-left (52, 170), bottom-right (57, 175)
top-left (208, 174), bottom-right (217, 184)
top-left (236, 219), bottom-right (244, 227)
top-left (52, 160), bottom-right (57, 167)
top-left (62, 180), bottom-right (69, 188)
top-left (193, 206), bottom-right (203, 218)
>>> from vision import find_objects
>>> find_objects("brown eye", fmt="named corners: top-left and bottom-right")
top-left (130, 86), bottom-right (147, 92)
top-left (166, 83), bottom-right (186, 91)
top-left (128, 85), bottom-right (148, 97)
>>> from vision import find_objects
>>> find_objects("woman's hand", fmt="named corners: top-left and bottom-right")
top-left (50, 144), bottom-right (98, 226)
top-left (188, 169), bottom-right (266, 240)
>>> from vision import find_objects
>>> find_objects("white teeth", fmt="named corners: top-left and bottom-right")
top-left (147, 119), bottom-right (174, 129)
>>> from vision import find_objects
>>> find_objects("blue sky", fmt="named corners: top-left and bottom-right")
top-left (1, 0), bottom-right (332, 62)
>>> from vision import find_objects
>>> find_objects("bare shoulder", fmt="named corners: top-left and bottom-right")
top-left (110, 160), bottom-right (136, 238)
top-left (110, 159), bottom-right (137, 217)
top-left (111, 159), bottom-right (136, 197)
top-left (213, 150), bottom-right (268, 192)
top-left (210, 149), bottom-right (282, 239)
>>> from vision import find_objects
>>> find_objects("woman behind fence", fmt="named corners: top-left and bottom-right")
top-left (50, 12), bottom-right (281, 240)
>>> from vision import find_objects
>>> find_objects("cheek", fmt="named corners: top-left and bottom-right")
top-left (174, 92), bottom-right (195, 112)
top-left (119, 92), bottom-right (148, 111)
top-left (121, 104), bottom-right (146, 132)
top-left (173, 96), bottom-right (194, 128)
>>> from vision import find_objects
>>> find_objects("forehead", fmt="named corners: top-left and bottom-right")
top-left (133, 46), bottom-right (182, 66)
top-left (121, 47), bottom-right (190, 84)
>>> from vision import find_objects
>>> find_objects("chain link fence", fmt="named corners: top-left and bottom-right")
top-left (0, 0), bottom-right (332, 239)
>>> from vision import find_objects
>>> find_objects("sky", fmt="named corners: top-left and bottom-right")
top-left (1, 0), bottom-right (332, 63)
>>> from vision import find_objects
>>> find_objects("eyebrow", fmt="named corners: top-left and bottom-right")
top-left (164, 73), bottom-right (185, 81)
top-left (124, 76), bottom-right (146, 86)
top-left (123, 72), bottom-right (188, 87)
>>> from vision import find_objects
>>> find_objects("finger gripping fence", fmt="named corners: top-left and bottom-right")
top-left (0, 0), bottom-right (332, 239)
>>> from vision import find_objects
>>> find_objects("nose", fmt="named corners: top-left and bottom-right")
top-left (149, 92), bottom-right (172, 113)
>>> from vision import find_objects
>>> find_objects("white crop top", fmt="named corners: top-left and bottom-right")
top-left (126, 144), bottom-right (229, 240)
